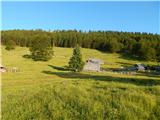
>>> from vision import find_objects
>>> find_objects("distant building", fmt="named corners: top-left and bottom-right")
top-left (83, 58), bottom-right (104, 72)
top-left (128, 63), bottom-right (146, 71)
top-left (134, 63), bottom-right (146, 71)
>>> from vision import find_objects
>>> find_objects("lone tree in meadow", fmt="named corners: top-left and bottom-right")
top-left (30, 35), bottom-right (54, 61)
top-left (5, 40), bottom-right (16, 50)
top-left (68, 45), bottom-right (84, 72)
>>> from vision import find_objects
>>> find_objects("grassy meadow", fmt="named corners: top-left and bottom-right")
top-left (1, 46), bottom-right (160, 120)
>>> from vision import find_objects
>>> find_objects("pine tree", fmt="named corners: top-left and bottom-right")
top-left (68, 45), bottom-right (84, 72)
top-left (30, 35), bottom-right (54, 61)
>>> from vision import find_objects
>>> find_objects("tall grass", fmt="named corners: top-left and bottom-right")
top-left (2, 46), bottom-right (160, 120)
top-left (2, 82), bottom-right (160, 120)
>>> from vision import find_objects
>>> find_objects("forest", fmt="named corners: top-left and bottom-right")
top-left (1, 29), bottom-right (160, 61)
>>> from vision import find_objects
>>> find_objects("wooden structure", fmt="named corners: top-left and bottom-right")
top-left (83, 58), bottom-right (104, 72)
top-left (129, 63), bottom-right (146, 71)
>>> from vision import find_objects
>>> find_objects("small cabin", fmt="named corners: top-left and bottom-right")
top-left (134, 63), bottom-right (146, 71)
top-left (128, 63), bottom-right (146, 71)
top-left (83, 58), bottom-right (104, 72)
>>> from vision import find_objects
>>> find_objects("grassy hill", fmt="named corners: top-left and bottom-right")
top-left (2, 46), bottom-right (160, 120)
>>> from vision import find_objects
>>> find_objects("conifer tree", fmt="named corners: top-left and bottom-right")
top-left (68, 45), bottom-right (84, 72)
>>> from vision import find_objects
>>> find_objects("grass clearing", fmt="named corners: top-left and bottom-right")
top-left (2, 46), bottom-right (160, 120)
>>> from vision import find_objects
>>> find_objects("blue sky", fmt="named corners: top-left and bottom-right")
top-left (1, 1), bottom-right (160, 34)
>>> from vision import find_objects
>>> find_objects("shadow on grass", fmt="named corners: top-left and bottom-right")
top-left (119, 53), bottom-right (143, 61)
top-left (48, 65), bottom-right (69, 71)
top-left (137, 71), bottom-right (160, 78)
top-left (116, 62), bottom-right (133, 67)
top-left (22, 54), bottom-right (32, 59)
top-left (42, 71), bottom-right (160, 86)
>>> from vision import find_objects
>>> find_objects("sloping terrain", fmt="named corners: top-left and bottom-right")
top-left (2, 46), bottom-right (160, 120)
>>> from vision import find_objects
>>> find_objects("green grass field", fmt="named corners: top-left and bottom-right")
top-left (2, 46), bottom-right (160, 120)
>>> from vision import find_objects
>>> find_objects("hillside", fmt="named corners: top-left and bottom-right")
top-left (2, 46), bottom-right (160, 120)
top-left (2, 30), bottom-right (160, 61)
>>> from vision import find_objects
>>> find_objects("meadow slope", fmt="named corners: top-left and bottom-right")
top-left (2, 46), bottom-right (160, 120)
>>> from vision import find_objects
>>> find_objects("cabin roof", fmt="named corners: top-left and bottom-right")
top-left (134, 63), bottom-right (145, 70)
top-left (87, 58), bottom-right (104, 64)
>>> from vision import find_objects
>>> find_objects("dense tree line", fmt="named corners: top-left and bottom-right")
top-left (1, 29), bottom-right (160, 61)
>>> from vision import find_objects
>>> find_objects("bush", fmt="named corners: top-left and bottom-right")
top-left (5, 40), bottom-right (16, 50)
top-left (30, 35), bottom-right (54, 61)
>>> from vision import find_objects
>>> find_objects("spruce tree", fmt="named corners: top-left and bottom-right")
top-left (68, 45), bottom-right (84, 72)
top-left (30, 35), bottom-right (54, 61)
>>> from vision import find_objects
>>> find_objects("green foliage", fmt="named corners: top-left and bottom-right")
top-left (132, 42), bottom-right (141, 55)
top-left (124, 38), bottom-right (136, 52)
top-left (108, 38), bottom-right (123, 53)
top-left (5, 40), bottom-right (16, 50)
top-left (69, 45), bottom-right (84, 72)
top-left (156, 46), bottom-right (160, 62)
top-left (1, 30), bottom-right (160, 61)
top-left (30, 35), bottom-right (54, 61)
top-left (140, 46), bottom-right (156, 61)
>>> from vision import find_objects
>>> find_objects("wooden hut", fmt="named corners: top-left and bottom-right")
top-left (83, 58), bottom-right (104, 72)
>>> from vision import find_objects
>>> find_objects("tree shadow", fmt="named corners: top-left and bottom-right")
top-left (48, 65), bottom-right (69, 71)
top-left (116, 62), bottom-right (133, 68)
top-left (119, 53), bottom-right (143, 61)
top-left (42, 71), bottom-right (160, 86)
top-left (137, 71), bottom-right (160, 78)
top-left (22, 54), bottom-right (32, 59)
top-left (102, 67), bottom-right (123, 71)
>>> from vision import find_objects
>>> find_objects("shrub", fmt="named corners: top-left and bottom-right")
top-left (30, 35), bottom-right (54, 61)
top-left (5, 40), bottom-right (16, 50)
